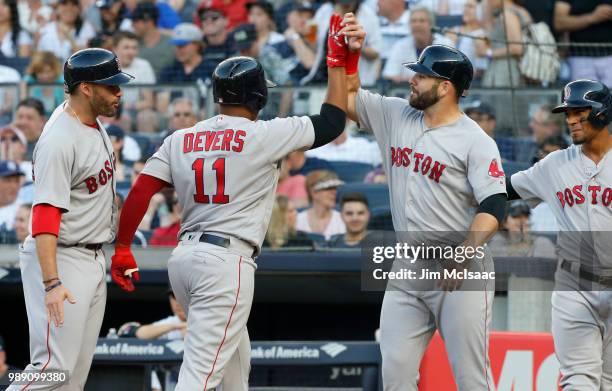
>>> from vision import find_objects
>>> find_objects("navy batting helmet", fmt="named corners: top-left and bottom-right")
top-left (552, 79), bottom-right (612, 128)
top-left (404, 45), bottom-right (473, 97)
top-left (64, 48), bottom-right (134, 93)
top-left (212, 56), bottom-right (275, 113)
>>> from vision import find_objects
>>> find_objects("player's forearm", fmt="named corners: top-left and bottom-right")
top-left (116, 174), bottom-right (168, 247)
top-left (325, 67), bottom-right (347, 113)
top-left (464, 213), bottom-right (501, 249)
top-left (135, 323), bottom-right (177, 339)
top-left (35, 234), bottom-right (59, 282)
top-left (347, 73), bottom-right (360, 123)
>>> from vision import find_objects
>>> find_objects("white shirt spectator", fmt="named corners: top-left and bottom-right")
top-left (0, 201), bottom-right (20, 230)
top-left (379, 9), bottom-right (411, 60)
top-left (451, 27), bottom-right (488, 73)
top-left (37, 21), bottom-right (96, 62)
top-left (151, 315), bottom-right (183, 340)
top-left (121, 57), bottom-right (156, 108)
top-left (122, 136), bottom-right (142, 162)
top-left (0, 65), bottom-right (20, 82)
top-left (383, 33), bottom-right (454, 80)
top-left (306, 133), bottom-right (382, 166)
top-left (0, 30), bottom-right (31, 58)
top-left (18, 1), bottom-right (53, 35)
top-left (296, 209), bottom-right (346, 240)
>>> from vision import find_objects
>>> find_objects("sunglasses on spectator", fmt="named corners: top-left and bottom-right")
top-left (173, 112), bottom-right (193, 117)
top-left (1, 135), bottom-right (19, 143)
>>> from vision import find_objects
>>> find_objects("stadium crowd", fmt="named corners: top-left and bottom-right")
top-left (0, 0), bottom-right (610, 249)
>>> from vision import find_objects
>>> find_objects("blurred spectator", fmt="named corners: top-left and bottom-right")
top-left (99, 104), bottom-right (143, 160)
top-left (317, 0), bottom-right (382, 86)
top-left (445, 0), bottom-right (487, 80)
top-left (297, 170), bottom-right (346, 240)
top-left (13, 202), bottom-right (30, 243)
top-left (195, 0), bottom-right (249, 30)
top-left (277, 157), bottom-right (308, 208)
top-left (150, 192), bottom-right (181, 246)
top-left (18, 0), bottom-right (53, 38)
top-left (167, 97), bottom-right (198, 131)
top-left (490, 199), bottom-right (532, 256)
top-left (22, 51), bottom-right (64, 116)
top-left (232, 22), bottom-right (257, 56)
top-left (0, 125), bottom-right (31, 180)
top-left (130, 157), bottom-right (146, 185)
top-left (383, 6), bottom-right (454, 83)
top-left (529, 134), bottom-right (568, 233)
top-left (377, 0), bottom-right (411, 62)
top-left (13, 98), bottom-right (45, 159)
top-left (329, 192), bottom-right (370, 248)
top-left (88, 31), bottom-right (114, 50)
top-left (306, 120), bottom-right (381, 165)
top-left (106, 125), bottom-right (129, 180)
top-left (521, 0), bottom-right (556, 32)
top-left (283, 1), bottom-right (317, 85)
top-left (37, 0), bottom-right (96, 62)
top-left (116, 193), bottom-right (148, 246)
top-left (0, 335), bottom-right (19, 387)
top-left (97, 0), bottom-right (130, 34)
top-left (264, 195), bottom-right (313, 249)
top-left (554, 0), bottom-right (612, 86)
top-left (112, 31), bottom-right (155, 112)
top-left (464, 101), bottom-right (515, 161)
top-left (478, 0), bottom-right (531, 87)
top-left (198, 1), bottom-right (236, 72)
top-left (159, 23), bottom-right (213, 83)
top-left (135, 289), bottom-right (187, 339)
top-left (515, 104), bottom-right (563, 162)
top-left (0, 160), bottom-right (23, 230)
top-left (286, 149), bottom-right (333, 176)
top-left (364, 165), bottom-right (386, 183)
top-left (436, 0), bottom-right (469, 15)
top-left (131, 1), bottom-right (174, 77)
top-left (0, 0), bottom-right (31, 57)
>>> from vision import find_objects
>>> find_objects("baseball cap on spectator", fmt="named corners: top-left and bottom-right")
top-left (96, 0), bottom-right (119, 9)
top-left (106, 124), bottom-right (125, 140)
top-left (291, 1), bottom-right (315, 14)
top-left (0, 160), bottom-right (24, 177)
top-left (132, 2), bottom-right (159, 22)
top-left (0, 126), bottom-right (27, 147)
top-left (465, 101), bottom-right (495, 119)
top-left (232, 23), bottom-right (257, 51)
top-left (198, 0), bottom-right (226, 18)
top-left (508, 200), bottom-right (530, 218)
top-left (171, 23), bottom-right (203, 45)
top-left (246, 0), bottom-right (275, 21)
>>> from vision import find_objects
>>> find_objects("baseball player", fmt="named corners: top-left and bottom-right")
top-left (8, 49), bottom-right (133, 390)
top-left (110, 14), bottom-right (357, 391)
top-left (507, 79), bottom-right (612, 390)
top-left (344, 17), bottom-right (507, 390)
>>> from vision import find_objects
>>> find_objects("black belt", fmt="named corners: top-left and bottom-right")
top-left (199, 234), bottom-right (230, 248)
top-left (58, 243), bottom-right (104, 251)
top-left (561, 260), bottom-right (612, 287)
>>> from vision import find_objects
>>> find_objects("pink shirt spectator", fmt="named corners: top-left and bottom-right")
top-left (277, 174), bottom-right (308, 208)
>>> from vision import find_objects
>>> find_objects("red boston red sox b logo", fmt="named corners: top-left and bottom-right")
top-left (488, 159), bottom-right (505, 178)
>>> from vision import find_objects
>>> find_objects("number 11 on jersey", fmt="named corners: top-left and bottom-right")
top-left (192, 157), bottom-right (229, 204)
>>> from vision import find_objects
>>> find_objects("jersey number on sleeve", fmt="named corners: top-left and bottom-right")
top-left (191, 158), bottom-right (229, 204)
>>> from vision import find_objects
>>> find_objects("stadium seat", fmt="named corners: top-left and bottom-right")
top-left (503, 160), bottom-right (531, 177)
top-left (303, 232), bottom-right (326, 246)
top-left (328, 161), bottom-right (375, 183)
top-left (435, 15), bottom-right (463, 28)
top-left (368, 207), bottom-right (393, 231)
top-left (336, 183), bottom-right (390, 209)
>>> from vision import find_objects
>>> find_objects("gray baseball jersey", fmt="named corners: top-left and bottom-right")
top-left (511, 144), bottom-right (612, 390)
top-left (143, 114), bottom-right (315, 251)
top-left (356, 88), bottom-right (504, 391)
top-left (356, 88), bottom-right (506, 231)
top-left (512, 145), bottom-right (612, 268)
top-left (32, 102), bottom-right (117, 244)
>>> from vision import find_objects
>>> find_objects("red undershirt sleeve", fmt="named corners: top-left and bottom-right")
top-left (32, 204), bottom-right (62, 237)
top-left (116, 174), bottom-right (170, 247)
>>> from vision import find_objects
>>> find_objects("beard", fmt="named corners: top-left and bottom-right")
top-left (409, 82), bottom-right (441, 110)
top-left (91, 88), bottom-right (118, 118)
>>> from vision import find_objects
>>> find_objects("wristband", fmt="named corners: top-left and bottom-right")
top-left (43, 277), bottom-right (59, 284)
top-left (45, 280), bottom-right (62, 292)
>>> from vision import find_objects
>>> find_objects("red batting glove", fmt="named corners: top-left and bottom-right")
top-left (326, 14), bottom-right (348, 68)
top-left (111, 246), bottom-right (140, 292)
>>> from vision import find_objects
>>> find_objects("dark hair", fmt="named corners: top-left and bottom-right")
top-left (112, 30), bottom-right (138, 47)
top-left (1, 0), bottom-right (21, 56)
top-left (17, 98), bottom-right (45, 117)
top-left (341, 192), bottom-right (369, 209)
